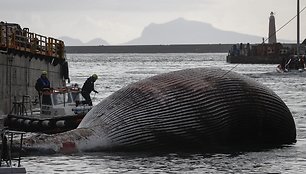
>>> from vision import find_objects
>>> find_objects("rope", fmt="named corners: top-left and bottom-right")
top-left (221, 64), bottom-right (240, 78)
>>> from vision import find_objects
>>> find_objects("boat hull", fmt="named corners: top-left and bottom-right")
top-left (4, 114), bottom-right (84, 134)
top-left (0, 167), bottom-right (26, 174)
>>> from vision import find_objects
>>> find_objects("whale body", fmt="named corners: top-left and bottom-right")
top-left (23, 68), bottom-right (296, 154)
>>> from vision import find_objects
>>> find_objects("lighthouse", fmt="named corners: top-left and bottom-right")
top-left (268, 12), bottom-right (277, 43)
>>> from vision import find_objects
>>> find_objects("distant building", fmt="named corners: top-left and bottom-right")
top-left (268, 12), bottom-right (277, 44)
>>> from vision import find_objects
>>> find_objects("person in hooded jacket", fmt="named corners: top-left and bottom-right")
top-left (35, 71), bottom-right (51, 105)
top-left (35, 71), bottom-right (50, 93)
top-left (81, 74), bottom-right (98, 106)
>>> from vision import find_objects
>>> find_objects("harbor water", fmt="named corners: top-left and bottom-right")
top-left (22, 53), bottom-right (306, 173)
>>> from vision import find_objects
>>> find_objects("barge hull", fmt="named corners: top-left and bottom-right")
top-left (226, 55), bottom-right (282, 64)
top-left (0, 52), bottom-right (64, 115)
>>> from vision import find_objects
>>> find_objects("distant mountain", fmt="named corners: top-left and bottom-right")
top-left (60, 18), bottom-right (295, 46)
top-left (125, 18), bottom-right (265, 45)
top-left (59, 36), bottom-right (83, 46)
top-left (59, 36), bottom-right (109, 46)
top-left (86, 38), bottom-right (109, 46)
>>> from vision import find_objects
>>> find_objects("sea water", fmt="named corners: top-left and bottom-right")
top-left (22, 53), bottom-right (306, 173)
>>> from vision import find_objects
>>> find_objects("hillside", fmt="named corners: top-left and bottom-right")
top-left (59, 36), bottom-right (109, 46)
top-left (125, 18), bottom-right (264, 45)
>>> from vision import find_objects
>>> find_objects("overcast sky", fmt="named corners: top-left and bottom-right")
top-left (1, 0), bottom-right (305, 44)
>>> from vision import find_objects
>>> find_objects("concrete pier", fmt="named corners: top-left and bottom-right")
top-left (0, 52), bottom-right (63, 115)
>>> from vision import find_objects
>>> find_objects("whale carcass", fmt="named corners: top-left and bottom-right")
top-left (23, 68), bottom-right (296, 154)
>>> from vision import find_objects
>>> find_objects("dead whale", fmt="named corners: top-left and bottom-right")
top-left (22, 68), bottom-right (296, 154)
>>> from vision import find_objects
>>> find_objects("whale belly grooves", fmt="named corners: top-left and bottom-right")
top-left (77, 68), bottom-right (296, 151)
top-left (23, 68), bottom-right (296, 153)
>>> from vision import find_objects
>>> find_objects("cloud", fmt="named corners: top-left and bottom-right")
top-left (1, 0), bottom-right (212, 12)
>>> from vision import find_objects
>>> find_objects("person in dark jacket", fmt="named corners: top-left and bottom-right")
top-left (35, 71), bottom-right (51, 106)
top-left (1, 132), bottom-right (9, 166)
top-left (81, 74), bottom-right (98, 106)
top-left (35, 71), bottom-right (50, 94)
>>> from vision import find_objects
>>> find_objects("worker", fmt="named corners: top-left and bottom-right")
top-left (81, 74), bottom-right (98, 106)
top-left (1, 131), bottom-right (9, 166)
top-left (35, 71), bottom-right (50, 94)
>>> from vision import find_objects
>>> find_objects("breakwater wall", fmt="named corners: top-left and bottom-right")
top-left (0, 52), bottom-right (63, 115)
top-left (66, 44), bottom-right (233, 53)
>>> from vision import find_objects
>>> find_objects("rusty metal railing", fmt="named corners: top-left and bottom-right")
top-left (0, 22), bottom-right (65, 59)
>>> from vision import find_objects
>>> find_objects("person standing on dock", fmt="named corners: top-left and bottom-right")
top-left (81, 74), bottom-right (99, 106)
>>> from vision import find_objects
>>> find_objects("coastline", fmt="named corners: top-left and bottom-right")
top-left (65, 43), bottom-right (297, 54)
top-left (66, 44), bottom-right (233, 53)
